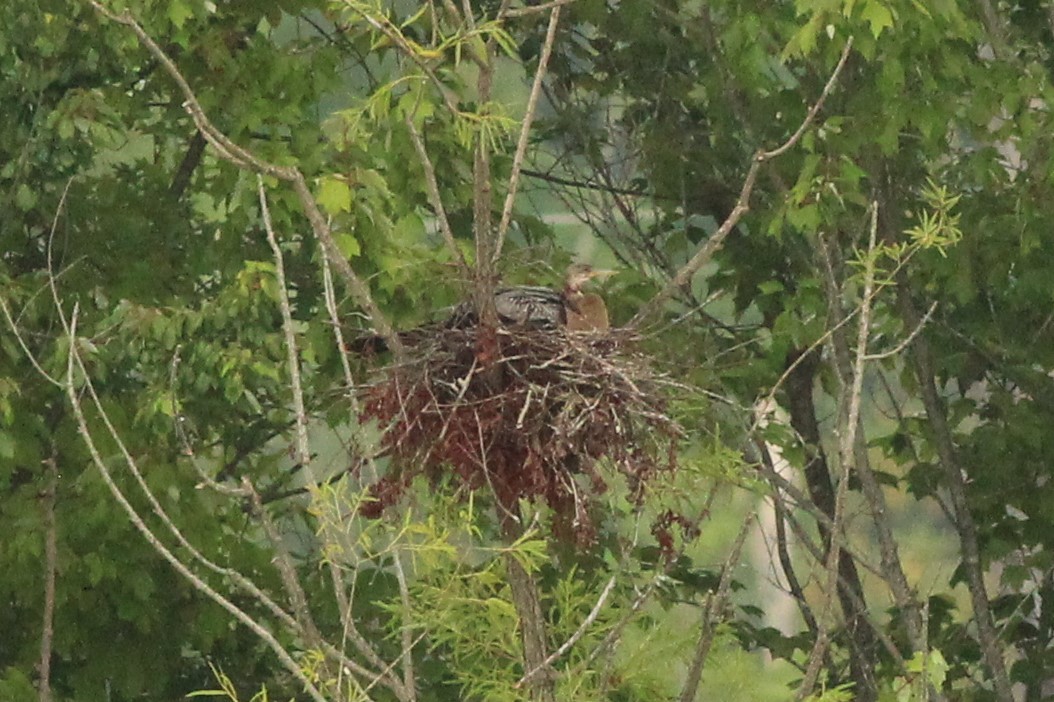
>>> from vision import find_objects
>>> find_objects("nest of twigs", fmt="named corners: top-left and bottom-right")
top-left (358, 324), bottom-right (681, 545)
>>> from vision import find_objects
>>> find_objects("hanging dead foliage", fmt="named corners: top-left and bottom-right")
top-left (357, 325), bottom-right (681, 545)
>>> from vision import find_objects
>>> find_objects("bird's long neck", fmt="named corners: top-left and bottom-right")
top-left (562, 283), bottom-right (584, 312)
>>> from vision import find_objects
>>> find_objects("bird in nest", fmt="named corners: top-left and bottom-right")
top-left (351, 263), bottom-right (615, 353)
top-left (448, 262), bottom-right (615, 332)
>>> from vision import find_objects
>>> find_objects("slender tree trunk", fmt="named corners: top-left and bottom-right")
top-left (895, 283), bottom-right (1014, 702)
top-left (818, 234), bottom-right (925, 654)
top-left (38, 455), bottom-right (58, 702)
top-left (784, 348), bottom-right (879, 702)
top-left (498, 501), bottom-right (555, 702)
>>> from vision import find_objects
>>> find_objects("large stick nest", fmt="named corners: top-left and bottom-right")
top-left (358, 324), bottom-right (681, 544)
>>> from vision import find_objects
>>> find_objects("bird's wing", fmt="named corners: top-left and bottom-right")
top-left (494, 286), bottom-right (566, 325)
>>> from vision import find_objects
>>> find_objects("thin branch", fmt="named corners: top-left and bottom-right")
top-left (290, 167), bottom-right (406, 357)
top-left (817, 224), bottom-right (934, 671)
top-left (798, 207), bottom-right (882, 700)
top-left (44, 201), bottom-right (403, 702)
top-left (517, 575), bottom-right (617, 688)
top-left (404, 116), bottom-right (472, 278)
top-left (520, 167), bottom-right (649, 199)
top-left (89, 2), bottom-right (294, 177)
top-left (89, 1), bottom-right (403, 358)
top-left (754, 439), bottom-right (821, 640)
top-left (37, 453), bottom-right (58, 702)
top-left (246, 481), bottom-right (321, 638)
top-left (573, 487), bottom-right (721, 679)
top-left (44, 188), bottom-right (300, 640)
top-left (759, 441), bottom-right (908, 679)
top-left (264, 185), bottom-right (416, 699)
top-left (170, 346), bottom-right (251, 497)
top-left (63, 306), bottom-right (330, 702)
top-left (504, 0), bottom-right (575, 18)
top-left (678, 511), bottom-right (754, 702)
top-left (258, 179), bottom-right (313, 479)
top-left (0, 178), bottom-right (74, 389)
top-left (0, 298), bottom-right (64, 388)
top-left (493, 5), bottom-right (563, 263)
top-left (863, 301), bottom-right (938, 361)
top-left (895, 278), bottom-right (1014, 701)
top-left (392, 554), bottom-right (419, 701)
top-left (629, 37), bottom-right (853, 327)
top-left (843, 210), bottom-right (880, 484)
top-left (345, 5), bottom-right (460, 114)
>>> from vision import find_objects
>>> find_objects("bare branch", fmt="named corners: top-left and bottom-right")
top-left (762, 37), bottom-right (854, 161)
top-left (798, 203), bottom-right (881, 700)
top-left (63, 305), bottom-right (331, 702)
top-left (629, 37), bottom-right (853, 327)
top-left (0, 178), bottom-right (73, 389)
top-left (517, 575), bottom-right (617, 688)
top-left (169, 346), bottom-right (251, 497)
top-left (895, 277), bottom-right (1015, 701)
top-left (819, 238), bottom-right (929, 671)
top-left (679, 511), bottom-right (754, 702)
top-left (0, 297), bottom-right (64, 388)
top-left (843, 208), bottom-right (880, 476)
top-left (504, 0), bottom-right (575, 19)
top-left (258, 179), bottom-right (313, 479)
top-left (37, 453), bottom-right (58, 702)
top-left (88, 2), bottom-right (295, 178)
top-left (392, 554), bottom-right (419, 701)
top-left (88, 1), bottom-right (404, 358)
top-left (493, 5), bottom-right (563, 263)
top-left (754, 439), bottom-right (822, 640)
top-left (863, 301), bottom-right (938, 361)
top-left (244, 478), bottom-right (325, 644)
top-left (404, 116), bottom-right (472, 278)
top-left (265, 185), bottom-right (417, 699)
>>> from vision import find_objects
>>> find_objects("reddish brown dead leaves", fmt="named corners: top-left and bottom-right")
top-left (359, 326), bottom-right (680, 545)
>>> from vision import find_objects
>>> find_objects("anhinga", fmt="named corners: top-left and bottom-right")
top-left (351, 263), bottom-right (614, 353)
top-left (562, 263), bottom-right (613, 332)
top-left (480, 263), bottom-right (613, 331)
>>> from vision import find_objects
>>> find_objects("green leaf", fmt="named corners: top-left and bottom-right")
top-left (334, 232), bottom-right (361, 259)
top-left (167, 0), bottom-right (193, 29)
top-left (14, 184), bottom-right (36, 211)
top-left (860, 0), bottom-right (894, 38)
top-left (317, 176), bottom-right (353, 215)
top-left (0, 431), bottom-right (13, 460)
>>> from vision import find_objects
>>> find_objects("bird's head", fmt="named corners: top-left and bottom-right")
top-left (564, 263), bottom-right (616, 293)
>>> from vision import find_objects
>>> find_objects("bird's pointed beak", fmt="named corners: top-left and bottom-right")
top-left (588, 268), bottom-right (617, 281)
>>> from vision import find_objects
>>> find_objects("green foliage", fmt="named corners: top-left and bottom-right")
top-left (187, 664), bottom-right (273, 702)
top-left (888, 650), bottom-right (949, 702)
top-left (6, 0), bottom-right (1054, 699)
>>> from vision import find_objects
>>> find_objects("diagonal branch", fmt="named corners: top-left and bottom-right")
top-left (517, 575), bottom-right (616, 688)
top-left (678, 511), bottom-right (755, 702)
top-left (493, 5), bottom-right (563, 263)
top-left (88, 1), bottom-right (404, 358)
top-left (404, 116), bottom-right (472, 279)
top-left (629, 37), bottom-right (853, 327)
top-left (895, 279), bottom-right (1014, 701)
top-left (64, 306), bottom-right (331, 702)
